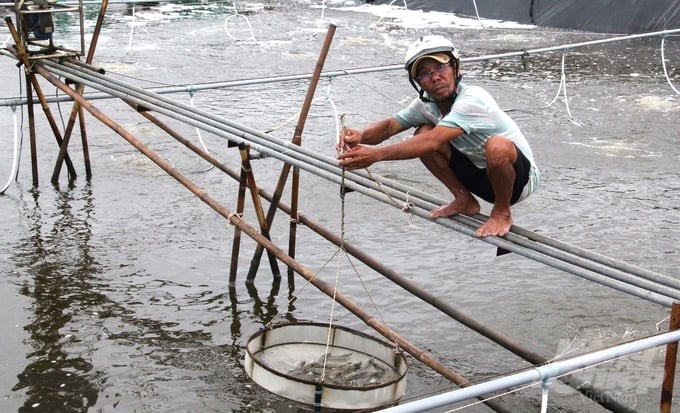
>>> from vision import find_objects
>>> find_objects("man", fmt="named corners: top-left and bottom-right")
top-left (337, 35), bottom-right (540, 237)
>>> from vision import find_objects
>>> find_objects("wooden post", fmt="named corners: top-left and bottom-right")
top-left (229, 162), bottom-right (247, 286)
top-left (661, 302), bottom-right (680, 412)
top-left (25, 74), bottom-right (39, 187)
top-left (287, 23), bottom-right (336, 284)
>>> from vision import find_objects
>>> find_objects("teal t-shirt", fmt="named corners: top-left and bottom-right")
top-left (393, 82), bottom-right (540, 199)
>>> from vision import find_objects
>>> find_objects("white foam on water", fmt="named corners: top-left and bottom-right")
top-left (634, 95), bottom-right (679, 112)
top-left (566, 138), bottom-right (662, 159)
top-left (334, 4), bottom-right (536, 30)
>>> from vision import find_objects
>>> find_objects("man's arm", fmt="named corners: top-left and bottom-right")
top-left (338, 125), bottom-right (463, 169)
top-left (342, 117), bottom-right (407, 148)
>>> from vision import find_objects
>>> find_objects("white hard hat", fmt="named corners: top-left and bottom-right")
top-left (404, 35), bottom-right (459, 79)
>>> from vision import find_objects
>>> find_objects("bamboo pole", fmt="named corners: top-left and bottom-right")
top-left (229, 165), bottom-right (247, 287)
top-left (25, 73), bottom-right (38, 186)
top-left (129, 103), bottom-right (246, 286)
top-left (289, 23), bottom-right (336, 283)
top-left (78, 105), bottom-right (92, 179)
top-left (32, 67), bottom-right (517, 413)
top-left (661, 302), bottom-right (680, 413)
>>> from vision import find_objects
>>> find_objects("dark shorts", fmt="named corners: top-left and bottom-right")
top-left (448, 143), bottom-right (530, 205)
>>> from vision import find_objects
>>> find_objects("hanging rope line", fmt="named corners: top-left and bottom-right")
top-left (224, 3), bottom-right (256, 42)
top-left (126, 3), bottom-right (135, 53)
top-left (471, 0), bottom-right (485, 29)
top-left (545, 52), bottom-right (582, 126)
top-left (660, 36), bottom-right (679, 94)
top-left (0, 105), bottom-right (20, 195)
top-left (337, 114), bottom-right (391, 330)
top-left (187, 89), bottom-right (214, 172)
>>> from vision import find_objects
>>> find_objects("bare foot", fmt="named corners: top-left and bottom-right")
top-left (476, 209), bottom-right (512, 237)
top-left (430, 196), bottom-right (480, 219)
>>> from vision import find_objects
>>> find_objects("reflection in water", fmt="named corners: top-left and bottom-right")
top-left (6, 178), bottom-right (307, 411)
top-left (11, 185), bottom-right (103, 412)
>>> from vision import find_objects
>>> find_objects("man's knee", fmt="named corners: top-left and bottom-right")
top-left (485, 135), bottom-right (517, 166)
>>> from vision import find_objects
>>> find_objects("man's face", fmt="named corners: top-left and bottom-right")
top-left (415, 59), bottom-right (457, 102)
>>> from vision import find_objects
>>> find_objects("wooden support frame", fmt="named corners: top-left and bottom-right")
top-left (247, 24), bottom-right (337, 288)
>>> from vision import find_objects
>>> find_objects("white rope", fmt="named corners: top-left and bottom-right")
top-left (188, 91), bottom-right (214, 172)
top-left (471, 0), bottom-right (485, 29)
top-left (320, 249), bottom-right (342, 383)
top-left (1, 105), bottom-right (20, 195)
top-left (387, 0), bottom-right (408, 9)
top-left (224, 3), bottom-right (256, 42)
top-left (660, 36), bottom-right (679, 94)
top-left (545, 52), bottom-right (583, 126)
top-left (125, 4), bottom-right (135, 53)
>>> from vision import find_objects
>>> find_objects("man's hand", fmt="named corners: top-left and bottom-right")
top-left (337, 145), bottom-right (381, 170)
top-left (338, 127), bottom-right (362, 152)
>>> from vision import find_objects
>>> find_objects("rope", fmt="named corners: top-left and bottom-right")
top-left (340, 69), bottom-right (407, 108)
top-left (375, 0), bottom-right (408, 32)
top-left (0, 105), bottom-right (20, 195)
top-left (545, 52), bottom-right (583, 126)
top-left (471, 0), bottom-right (485, 29)
top-left (660, 36), bottom-right (679, 94)
top-left (126, 3), bottom-right (135, 53)
top-left (188, 90), bottom-right (214, 172)
top-left (224, 3), bottom-right (256, 42)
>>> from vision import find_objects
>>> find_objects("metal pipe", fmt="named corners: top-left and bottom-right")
top-left (5, 58), bottom-right (677, 308)
top-left (341, 172), bottom-right (680, 299)
top-left (41, 61), bottom-right (672, 300)
top-left (352, 173), bottom-right (680, 291)
top-left (379, 329), bottom-right (680, 413)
